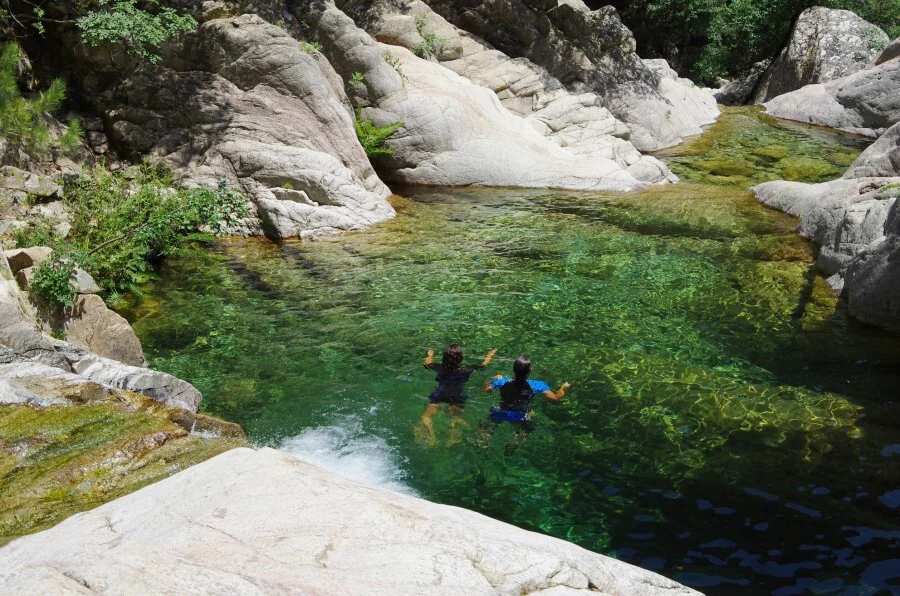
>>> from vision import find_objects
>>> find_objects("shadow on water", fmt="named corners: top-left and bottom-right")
top-left (121, 108), bottom-right (900, 595)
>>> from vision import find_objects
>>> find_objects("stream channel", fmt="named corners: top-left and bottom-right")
top-left (123, 108), bottom-right (900, 594)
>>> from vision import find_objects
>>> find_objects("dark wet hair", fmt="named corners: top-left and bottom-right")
top-left (441, 344), bottom-right (464, 373)
top-left (513, 355), bottom-right (532, 386)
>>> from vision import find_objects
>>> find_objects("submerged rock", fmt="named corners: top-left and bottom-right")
top-left (0, 448), bottom-right (698, 595)
top-left (754, 7), bottom-right (889, 104)
top-left (753, 120), bottom-right (900, 331)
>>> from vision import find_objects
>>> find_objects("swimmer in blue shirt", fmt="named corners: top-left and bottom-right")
top-left (483, 355), bottom-right (571, 424)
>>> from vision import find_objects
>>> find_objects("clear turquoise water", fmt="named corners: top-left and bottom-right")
top-left (124, 109), bottom-right (900, 594)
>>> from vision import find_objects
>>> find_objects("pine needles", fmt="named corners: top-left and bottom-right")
top-left (0, 41), bottom-right (82, 157)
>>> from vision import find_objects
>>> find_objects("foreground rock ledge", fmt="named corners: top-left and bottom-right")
top-left (0, 448), bottom-right (697, 595)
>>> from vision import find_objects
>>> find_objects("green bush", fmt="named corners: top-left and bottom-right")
top-left (299, 40), bottom-right (322, 54)
top-left (18, 164), bottom-right (249, 305)
top-left (0, 42), bottom-right (82, 156)
top-left (31, 251), bottom-right (78, 307)
top-left (76, 0), bottom-right (197, 64)
top-left (354, 108), bottom-right (404, 158)
top-left (411, 17), bottom-right (446, 60)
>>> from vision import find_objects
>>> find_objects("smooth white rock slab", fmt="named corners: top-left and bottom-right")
top-left (0, 448), bottom-right (699, 595)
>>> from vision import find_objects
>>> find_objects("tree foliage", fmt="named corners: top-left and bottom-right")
top-left (76, 0), bottom-right (197, 64)
top-left (0, 42), bottom-right (82, 156)
top-left (21, 164), bottom-right (249, 305)
top-left (613, 0), bottom-right (900, 85)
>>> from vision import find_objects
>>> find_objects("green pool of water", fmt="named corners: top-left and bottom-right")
top-left (123, 108), bottom-right (900, 594)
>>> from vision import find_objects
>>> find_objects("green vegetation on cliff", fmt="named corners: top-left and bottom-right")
top-left (0, 41), bottom-right (82, 157)
top-left (18, 164), bottom-right (249, 306)
top-left (354, 108), bottom-right (405, 158)
top-left (2, 0), bottom-right (196, 64)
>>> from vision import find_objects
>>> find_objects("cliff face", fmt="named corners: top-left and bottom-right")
top-left (0, 447), bottom-right (699, 595)
top-left (24, 0), bottom-right (718, 239)
top-left (414, 0), bottom-right (719, 151)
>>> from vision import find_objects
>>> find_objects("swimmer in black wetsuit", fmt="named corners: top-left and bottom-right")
top-left (416, 344), bottom-right (497, 446)
top-left (483, 355), bottom-right (571, 425)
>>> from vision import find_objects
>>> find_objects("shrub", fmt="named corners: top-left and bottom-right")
top-left (0, 42), bottom-right (83, 156)
top-left (17, 164), bottom-right (249, 305)
top-left (349, 71), bottom-right (365, 86)
top-left (411, 18), bottom-right (447, 60)
top-left (299, 40), bottom-right (323, 54)
top-left (31, 250), bottom-right (78, 307)
top-left (354, 108), bottom-right (404, 158)
top-left (382, 51), bottom-right (407, 82)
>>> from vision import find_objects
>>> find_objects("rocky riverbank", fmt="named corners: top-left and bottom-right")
top-left (735, 9), bottom-right (900, 332)
top-left (18, 0), bottom-right (718, 239)
top-left (0, 447), bottom-right (699, 595)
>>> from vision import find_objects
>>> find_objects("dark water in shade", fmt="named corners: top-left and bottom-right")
top-left (123, 108), bottom-right (900, 595)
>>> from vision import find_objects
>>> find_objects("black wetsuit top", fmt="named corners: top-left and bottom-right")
top-left (425, 363), bottom-right (485, 407)
top-left (499, 381), bottom-right (539, 412)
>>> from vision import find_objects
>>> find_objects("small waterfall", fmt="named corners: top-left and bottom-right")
top-left (278, 416), bottom-right (416, 495)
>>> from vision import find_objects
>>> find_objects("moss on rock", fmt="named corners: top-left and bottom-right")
top-left (0, 385), bottom-right (246, 545)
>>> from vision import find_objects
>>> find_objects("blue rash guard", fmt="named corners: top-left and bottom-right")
top-left (489, 377), bottom-right (551, 423)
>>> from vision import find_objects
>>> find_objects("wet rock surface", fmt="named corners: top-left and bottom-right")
top-left (0, 359), bottom-right (244, 545)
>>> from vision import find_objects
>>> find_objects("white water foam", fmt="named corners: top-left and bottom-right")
top-left (278, 416), bottom-right (416, 495)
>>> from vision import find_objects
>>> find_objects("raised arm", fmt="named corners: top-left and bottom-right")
top-left (424, 349), bottom-right (435, 367)
top-left (483, 374), bottom-right (505, 393)
top-left (481, 348), bottom-right (498, 367)
top-left (542, 382), bottom-right (572, 401)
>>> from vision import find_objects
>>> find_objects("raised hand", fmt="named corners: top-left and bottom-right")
top-left (483, 348), bottom-right (498, 365)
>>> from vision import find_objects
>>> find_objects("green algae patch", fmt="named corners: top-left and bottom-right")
top-left (778, 156), bottom-right (841, 182)
top-left (0, 394), bottom-right (246, 545)
top-left (657, 106), bottom-right (870, 188)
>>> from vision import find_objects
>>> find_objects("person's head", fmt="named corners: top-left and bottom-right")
top-left (513, 355), bottom-right (532, 384)
top-left (441, 344), bottom-right (464, 372)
